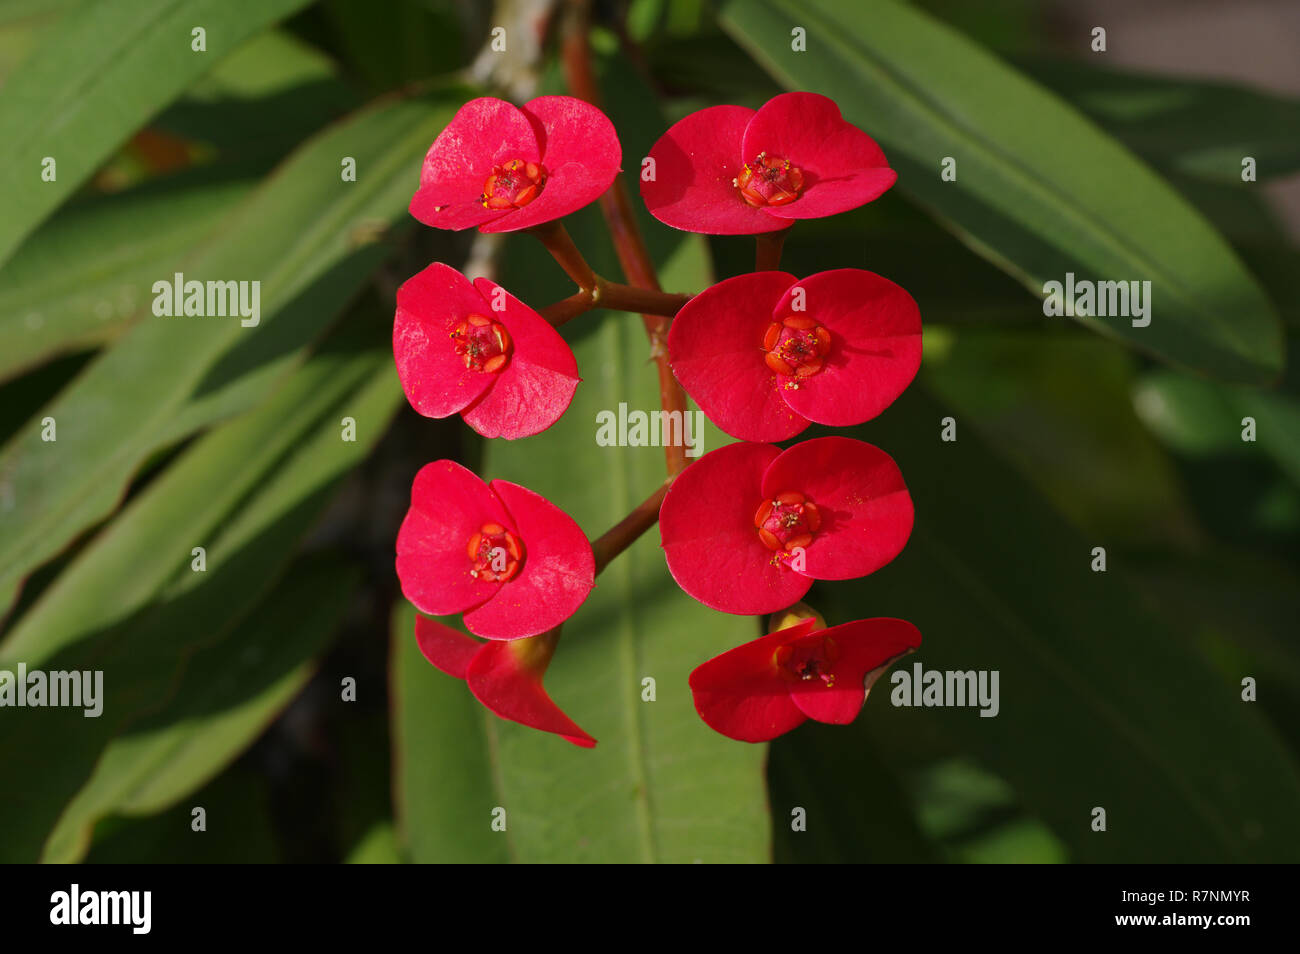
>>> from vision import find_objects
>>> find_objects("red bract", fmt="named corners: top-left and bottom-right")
top-left (690, 615), bottom-right (921, 742)
top-left (640, 92), bottom-right (895, 235)
top-left (659, 438), bottom-right (913, 615)
top-left (416, 615), bottom-right (595, 747)
top-left (397, 460), bottom-right (595, 640)
top-left (394, 263), bottom-right (579, 439)
top-left (667, 269), bottom-right (921, 442)
top-left (409, 95), bottom-right (621, 233)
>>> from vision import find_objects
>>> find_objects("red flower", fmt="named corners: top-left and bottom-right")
top-left (394, 263), bottom-right (580, 439)
top-left (640, 92), bottom-right (895, 235)
top-left (689, 615), bottom-right (921, 742)
top-left (397, 460), bottom-right (595, 640)
top-left (659, 438), bottom-right (913, 615)
top-left (667, 269), bottom-right (921, 442)
top-left (409, 95), bottom-right (621, 233)
top-left (415, 615), bottom-right (595, 747)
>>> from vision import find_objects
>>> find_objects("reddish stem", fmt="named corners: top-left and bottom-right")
top-left (528, 220), bottom-right (597, 290)
top-left (755, 229), bottom-right (788, 271)
top-left (540, 281), bottom-right (688, 328)
top-left (601, 280), bottom-right (689, 316)
top-left (562, 0), bottom-right (692, 478)
top-left (539, 291), bottom-right (594, 326)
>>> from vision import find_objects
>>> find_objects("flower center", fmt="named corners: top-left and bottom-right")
top-left (466, 522), bottom-right (524, 583)
top-left (450, 314), bottom-right (512, 373)
top-left (763, 315), bottom-right (830, 379)
top-left (775, 635), bottom-right (839, 687)
top-left (734, 152), bottom-right (804, 207)
top-left (754, 490), bottom-right (822, 554)
top-left (480, 158), bottom-right (546, 210)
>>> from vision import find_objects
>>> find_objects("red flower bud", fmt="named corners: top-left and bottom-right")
top-left (416, 615), bottom-right (595, 748)
top-left (690, 615), bottom-right (921, 742)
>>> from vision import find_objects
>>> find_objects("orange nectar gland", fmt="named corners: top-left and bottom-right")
top-left (466, 522), bottom-right (524, 583)
top-left (480, 158), bottom-right (546, 210)
top-left (763, 315), bottom-right (830, 383)
top-left (734, 152), bottom-right (804, 207)
top-left (775, 636), bottom-right (840, 687)
top-left (450, 314), bottom-right (512, 373)
top-left (754, 490), bottom-right (821, 560)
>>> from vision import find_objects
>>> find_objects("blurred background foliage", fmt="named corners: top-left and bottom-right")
top-left (1, 0), bottom-right (1298, 863)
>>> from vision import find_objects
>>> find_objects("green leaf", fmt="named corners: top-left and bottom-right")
top-left (813, 386), bottom-right (1300, 861)
top-left (902, 757), bottom-right (1066, 864)
top-left (0, 171), bottom-right (256, 381)
top-left (1133, 549), bottom-right (1300, 756)
top-left (1135, 369), bottom-right (1300, 486)
top-left (0, 0), bottom-right (316, 267)
top-left (0, 323), bottom-right (403, 863)
top-left (346, 822), bottom-right (403, 864)
top-left (42, 558), bottom-right (359, 863)
top-left (1153, 176), bottom-right (1300, 331)
top-left (923, 329), bottom-right (1195, 547)
top-left (1132, 370), bottom-right (1245, 457)
top-left (0, 88), bottom-right (464, 619)
top-left (154, 28), bottom-right (359, 160)
top-left (1017, 56), bottom-right (1300, 183)
top-left (0, 0), bottom-right (77, 86)
top-left (390, 601), bottom-right (511, 864)
top-left (768, 722), bottom-right (942, 862)
top-left (1, 320), bottom-right (396, 664)
top-left (0, 351), bottom-right (92, 448)
top-left (335, 702), bottom-right (402, 862)
top-left (720, 0), bottom-right (1285, 383)
top-left (771, 655), bottom-right (1065, 864)
top-left (83, 765), bottom-right (280, 863)
top-left (320, 0), bottom-right (465, 94)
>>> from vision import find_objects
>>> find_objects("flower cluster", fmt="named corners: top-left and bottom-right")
top-left (393, 90), bottom-right (923, 747)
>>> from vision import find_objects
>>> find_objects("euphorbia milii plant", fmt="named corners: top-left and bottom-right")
top-left (641, 91), bottom-right (895, 235)
top-left (393, 262), bottom-right (580, 439)
top-left (409, 95), bottom-right (622, 233)
top-left (690, 614), bottom-right (921, 742)
top-left (415, 615), bottom-right (595, 747)
top-left (659, 437), bottom-right (914, 615)
top-left (396, 460), bottom-right (595, 641)
top-left (668, 268), bottom-right (922, 441)
top-left (395, 61), bottom-right (926, 752)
